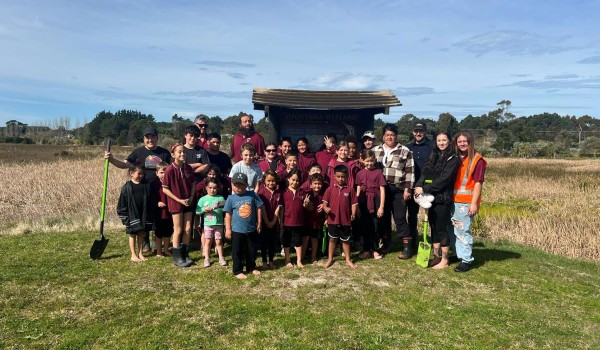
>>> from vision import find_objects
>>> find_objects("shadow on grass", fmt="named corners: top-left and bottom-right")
top-left (473, 243), bottom-right (522, 268)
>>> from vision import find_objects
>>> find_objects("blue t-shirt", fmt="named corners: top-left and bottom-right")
top-left (224, 191), bottom-right (264, 233)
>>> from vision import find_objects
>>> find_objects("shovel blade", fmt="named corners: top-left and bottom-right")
top-left (90, 236), bottom-right (109, 260)
top-left (415, 242), bottom-right (431, 268)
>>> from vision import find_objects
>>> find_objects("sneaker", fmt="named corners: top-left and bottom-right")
top-left (219, 258), bottom-right (228, 266)
top-left (414, 193), bottom-right (434, 209)
top-left (204, 259), bottom-right (211, 268)
top-left (454, 262), bottom-right (472, 273)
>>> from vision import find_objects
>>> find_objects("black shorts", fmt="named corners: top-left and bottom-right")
top-left (328, 224), bottom-right (352, 242)
top-left (155, 217), bottom-right (173, 238)
top-left (283, 226), bottom-right (303, 247)
top-left (307, 228), bottom-right (320, 239)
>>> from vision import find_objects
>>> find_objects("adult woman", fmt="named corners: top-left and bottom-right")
top-left (449, 130), bottom-right (487, 272)
top-left (257, 142), bottom-right (285, 174)
top-left (414, 132), bottom-right (459, 269)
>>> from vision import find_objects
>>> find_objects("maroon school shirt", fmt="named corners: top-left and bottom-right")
top-left (326, 159), bottom-right (359, 188)
top-left (300, 179), bottom-right (329, 193)
top-left (298, 151), bottom-right (316, 176)
top-left (315, 147), bottom-right (336, 176)
top-left (323, 183), bottom-right (358, 226)
top-left (196, 137), bottom-right (209, 150)
top-left (304, 190), bottom-right (325, 229)
top-left (355, 168), bottom-right (386, 213)
top-left (231, 132), bottom-right (266, 162)
top-left (162, 162), bottom-right (195, 213)
top-left (282, 188), bottom-right (305, 227)
top-left (152, 179), bottom-right (171, 219)
top-left (256, 158), bottom-right (285, 174)
top-left (257, 185), bottom-right (283, 223)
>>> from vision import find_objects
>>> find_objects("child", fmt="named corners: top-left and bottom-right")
top-left (197, 164), bottom-right (231, 199)
top-left (325, 141), bottom-right (358, 188)
top-left (315, 133), bottom-right (337, 173)
top-left (153, 162), bottom-right (173, 257)
top-left (356, 150), bottom-right (387, 260)
top-left (323, 165), bottom-right (358, 269)
top-left (278, 137), bottom-right (293, 161)
top-left (162, 143), bottom-right (195, 268)
top-left (346, 136), bottom-right (359, 161)
top-left (196, 178), bottom-right (227, 268)
top-left (257, 170), bottom-right (283, 269)
top-left (300, 163), bottom-right (328, 193)
top-left (224, 173), bottom-right (264, 279)
top-left (303, 173), bottom-right (326, 264)
top-left (282, 169), bottom-right (306, 268)
top-left (229, 143), bottom-right (263, 193)
top-left (277, 150), bottom-right (301, 183)
top-left (361, 131), bottom-right (376, 152)
top-left (296, 137), bottom-right (316, 177)
top-left (117, 165), bottom-right (155, 262)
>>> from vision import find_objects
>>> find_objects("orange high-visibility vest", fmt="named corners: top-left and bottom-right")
top-left (453, 153), bottom-right (487, 205)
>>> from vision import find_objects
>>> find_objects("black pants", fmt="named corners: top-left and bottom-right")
top-left (383, 185), bottom-right (410, 248)
top-left (231, 231), bottom-right (259, 275)
top-left (359, 201), bottom-right (382, 252)
top-left (428, 202), bottom-right (451, 246)
top-left (260, 227), bottom-right (277, 263)
top-left (406, 197), bottom-right (419, 244)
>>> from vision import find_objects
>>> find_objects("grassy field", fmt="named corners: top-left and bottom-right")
top-left (1, 231), bottom-right (599, 349)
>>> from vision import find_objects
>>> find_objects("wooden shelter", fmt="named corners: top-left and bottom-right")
top-left (252, 88), bottom-right (401, 148)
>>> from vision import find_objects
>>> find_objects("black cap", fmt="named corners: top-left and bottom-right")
top-left (231, 172), bottom-right (248, 186)
top-left (413, 123), bottom-right (426, 131)
top-left (143, 126), bottom-right (158, 136)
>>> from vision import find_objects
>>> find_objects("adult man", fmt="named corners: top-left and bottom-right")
top-left (406, 123), bottom-right (433, 247)
top-left (105, 126), bottom-right (171, 183)
top-left (105, 126), bottom-right (172, 252)
top-left (230, 114), bottom-right (265, 162)
top-left (206, 132), bottom-right (233, 176)
top-left (372, 123), bottom-right (415, 258)
top-left (194, 114), bottom-right (210, 150)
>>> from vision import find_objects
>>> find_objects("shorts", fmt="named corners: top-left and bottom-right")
top-left (203, 225), bottom-right (224, 240)
top-left (155, 217), bottom-right (173, 238)
top-left (328, 224), bottom-right (352, 242)
top-left (283, 226), bottom-right (304, 247)
top-left (307, 228), bottom-right (320, 239)
top-left (171, 205), bottom-right (194, 214)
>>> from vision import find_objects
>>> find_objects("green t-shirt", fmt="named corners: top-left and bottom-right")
top-left (196, 195), bottom-right (225, 226)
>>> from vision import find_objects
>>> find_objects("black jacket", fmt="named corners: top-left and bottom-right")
top-left (117, 180), bottom-right (156, 234)
top-left (416, 153), bottom-right (459, 204)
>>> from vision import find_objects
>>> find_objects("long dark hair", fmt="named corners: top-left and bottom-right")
top-left (423, 132), bottom-right (455, 174)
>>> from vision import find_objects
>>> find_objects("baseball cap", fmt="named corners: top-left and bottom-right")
top-left (143, 126), bottom-right (158, 136)
top-left (362, 130), bottom-right (376, 139)
top-left (231, 173), bottom-right (248, 186)
top-left (413, 123), bottom-right (426, 131)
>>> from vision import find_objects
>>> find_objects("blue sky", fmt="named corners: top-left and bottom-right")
top-left (1, 0), bottom-right (599, 127)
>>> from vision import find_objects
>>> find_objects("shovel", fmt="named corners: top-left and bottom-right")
top-left (415, 209), bottom-right (431, 268)
top-left (90, 139), bottom-right (112, 260)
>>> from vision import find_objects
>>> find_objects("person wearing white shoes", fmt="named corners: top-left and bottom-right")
top-left (414, 132), bottom-right (459, 269)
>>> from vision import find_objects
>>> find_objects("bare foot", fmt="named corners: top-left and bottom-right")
top-left (138, 254), bottom-right (147, 261)
top-left (312, 260), bottom-right (319, 265)
top-left (156, 254), bottom-right (164, 258)
top-left (297, 262), bottom-right (305, 268)
top-left (252, 269), bottom-right (261, 276)
top-left (324, 259), bottom-right (334, 269)
top-left (131, 255), bottom-right (142, 262)
top-left (285, 262), bottom-right (294, 268)
top-left (235, 273), bottom-right (247, 279)
top-left (432, 261), bottom-right (449, 270)
top-left (268, 262), bottom-right (275, 270)
top-left (346, 260), bottom-right (357, 269)
top-left (373, 252), bottom-right (383, 260)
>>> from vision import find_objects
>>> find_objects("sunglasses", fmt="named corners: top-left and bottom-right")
top-left (196, 124), bottom-right (208, 128)
top-left (265, 149), bottom-right (277, 153)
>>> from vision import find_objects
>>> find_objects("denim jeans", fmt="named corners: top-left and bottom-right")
top-left (450, 203), bottom-right (474, 263)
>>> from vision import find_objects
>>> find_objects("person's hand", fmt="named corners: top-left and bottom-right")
top-left (303, 195), bottom-right (314, 210)
top-left (316, 203), bottom-right (324, 213)
top-left (377, 207), bottom-right (384, 218)
top-left (351, 215), bottom-right (356, 221)
top-left (104, 151), bottom-right (112, 160)
top-left (324, 207), bottom-right (331, 214)
top-left (414, 187), bottom-right (423, 196)
top-left (324, 136), bottom-right (334, 150)
top-left (204, 205), bottom-right (212, 212)
top-left (158, 201), bottom-right (166, 208)
top-left (266, 221), bottom-right (273, 229)
top-left (257, 225), bottom-right (262, 234)
top-left (225, 229), bottom-right (232, 240)
top-left (403, 191), bottom-right (411, 201)
top-left (180, 198), bottom-right (190, 206)
top-left (468, 203), bottom-right (479, 216)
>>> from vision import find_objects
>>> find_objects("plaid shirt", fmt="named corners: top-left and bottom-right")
top-left (372, 143), bottom-right (414, 190)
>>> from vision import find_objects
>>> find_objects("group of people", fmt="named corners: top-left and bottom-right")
top-left (108, 113), bottom-right (487, 278)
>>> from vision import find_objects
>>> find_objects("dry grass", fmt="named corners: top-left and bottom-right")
top-left (1, 146), bottom-right (599, 262)
top-left (480, 158), bottom-right (600, 262)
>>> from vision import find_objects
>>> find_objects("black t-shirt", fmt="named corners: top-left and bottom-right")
top-left (131, 181), bottom-right (146, 213)
top-left (184, 145), bottom-right (209, 181)
top-left (207, 151), bottom-right (232, 177)
top-left (126, 146), bottom-right (172, 183)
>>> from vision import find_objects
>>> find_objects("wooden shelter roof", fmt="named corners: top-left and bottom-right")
top-left (252, 88), bottom-right (401, 112)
